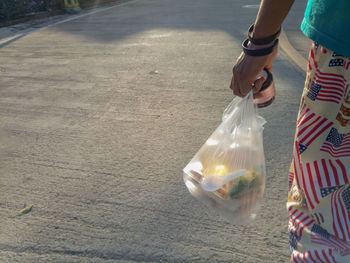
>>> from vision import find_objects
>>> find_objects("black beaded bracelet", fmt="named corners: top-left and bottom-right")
top-left (242, 38), bottom-right (278, 57)
top-left (248, 24), bottom-right (281, 45)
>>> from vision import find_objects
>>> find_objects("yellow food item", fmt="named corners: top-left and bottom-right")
top-left (203, 164), bottom-right (228, 177)
top-left (213, 168), bottom-right (263, 200)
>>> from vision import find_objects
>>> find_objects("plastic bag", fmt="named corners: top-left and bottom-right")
top-left (183, 91), bottom-right (266, 223)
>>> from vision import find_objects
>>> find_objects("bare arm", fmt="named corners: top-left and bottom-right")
top-left (254, 0), bottom-right (295, 38)
top-left (230, 0), bottom-right (295, 97)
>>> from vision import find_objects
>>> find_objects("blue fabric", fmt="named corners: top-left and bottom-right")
top-left (301, 0), bottom-right (350, 57)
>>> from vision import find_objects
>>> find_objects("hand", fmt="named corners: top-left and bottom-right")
top-left (230, 42), bottom-right (278, 97)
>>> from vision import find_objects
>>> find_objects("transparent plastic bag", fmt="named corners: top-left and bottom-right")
top-left (183, 91), bottom-right (266, 223)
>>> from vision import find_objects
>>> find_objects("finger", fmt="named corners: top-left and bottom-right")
top-left (265, 65), bottom-right (273, 73)
top-left (230, 76), bottom-right (243, 97)
top-left (232, 68), bottom-right (249, 97)
top-left (252, 77), bottom-right (265, 93)
top-left (238, 81), bottom-right (253, 97)
top-left (233, 88), bottom-right (243, 97)
top-left (233, 76), bottom-right (250, 97)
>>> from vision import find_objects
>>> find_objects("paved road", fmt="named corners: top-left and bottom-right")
top-left (0, 0), bottom-right (308, 262)
top-left (283, 0), bottom-right (312, 65)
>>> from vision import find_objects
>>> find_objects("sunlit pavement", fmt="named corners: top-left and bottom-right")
top-left (0, 0), bottom-right (309, 262)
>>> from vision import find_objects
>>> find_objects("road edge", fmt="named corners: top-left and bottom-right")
top-left (279, 29), bottom-right (308, 73)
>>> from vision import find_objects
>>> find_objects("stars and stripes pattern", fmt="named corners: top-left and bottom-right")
top-left (331, 188), bottom-right (350, 241)
top-left (288, 42), bottom-right (350, 262)
top-left (291, 249), bottom-right (337, 263)
top-left (306, 69), bottom-right (347, 104)
top-left (329, 58), bottom-right (345, 67)
top-left (308, 44), bottom-right (318, 71)
top-left (321, 128), bottom-right (350, 158)
top-left (293, 141), bottom-right (350, 210)
top-left (341, 186), bottom-right (350, 210)
top-left (313, 212), bottom-right (325, 225)
top-left (289, 170), bottom-right (295, 189)
top-left (331, 51), bottom-right (350, 70)
top-left (288, 206), bottom-right (314, 238)
top-left (311, 223), bottom-right (350, 257)
top-left (289, 231), bottom-right (301, 252)
top-left (321, 185), bottom-right (344, 198)
top-left (296, 105), bottom-right (333, 154)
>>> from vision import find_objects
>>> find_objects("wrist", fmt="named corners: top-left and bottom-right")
top-left (242, 38), bottom-right (278, 57)
top-left (247, 41), bottom-right (275, 50)
top-left (248, 24), bottom-right (281, 46)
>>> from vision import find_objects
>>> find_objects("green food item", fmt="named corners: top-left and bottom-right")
top-left (16, 204), bottom-right (33, 216)
top-left (229, 170), bottom-right (260, 198)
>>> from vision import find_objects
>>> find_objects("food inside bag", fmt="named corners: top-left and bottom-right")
top-left (183, 92), bottom-right (266, 223)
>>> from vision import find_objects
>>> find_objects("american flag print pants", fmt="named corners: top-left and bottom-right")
top-left (287, 42), bottom-right (350, 263)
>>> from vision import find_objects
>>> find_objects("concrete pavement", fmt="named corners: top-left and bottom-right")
top-left (284, 0), bottom-right (312, 62)
top-left (0, 0), bottom-right (309, 262)
top-left (282, 0), bottom-right (312, 73)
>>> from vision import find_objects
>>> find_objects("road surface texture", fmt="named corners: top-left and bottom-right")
top-left (0, 0), bottom-right (309, 262)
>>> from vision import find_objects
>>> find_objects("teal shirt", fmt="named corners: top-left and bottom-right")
top-left (301, 0), bottom-right (350, 57)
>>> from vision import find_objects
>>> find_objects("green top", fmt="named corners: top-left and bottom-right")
top-left (301, 0), bottom-right (350, 57)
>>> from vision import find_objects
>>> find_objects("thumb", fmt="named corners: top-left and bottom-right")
top-left (253, 77), bottom-right (265, 94)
